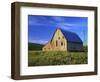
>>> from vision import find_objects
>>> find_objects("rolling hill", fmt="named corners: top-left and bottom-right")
top-left (28, 43), bottom-right (44, 51)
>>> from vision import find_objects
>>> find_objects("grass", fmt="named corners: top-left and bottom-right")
top-left (28, 51), bottom-right (88, 66)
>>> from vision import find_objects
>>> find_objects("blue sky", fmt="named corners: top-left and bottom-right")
top-left (28, 15), bottom-right (88, 45)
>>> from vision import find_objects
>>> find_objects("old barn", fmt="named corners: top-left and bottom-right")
top-left (42, 28), bottom-right (83, 51)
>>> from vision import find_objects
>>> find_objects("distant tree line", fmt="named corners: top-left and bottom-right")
top-left (83, 45), bottom-right (88, 52)
top-left (28, 43), bottom-right (44, 51)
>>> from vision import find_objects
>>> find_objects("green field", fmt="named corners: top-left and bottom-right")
top-left (28, 51), bottom-right (87, 66)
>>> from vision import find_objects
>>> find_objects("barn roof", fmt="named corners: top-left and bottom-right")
top-left (60, 28), bottom-right (83, 43)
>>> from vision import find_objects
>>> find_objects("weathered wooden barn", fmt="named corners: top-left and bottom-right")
top-left (42, 28), bottom-right (83, 51)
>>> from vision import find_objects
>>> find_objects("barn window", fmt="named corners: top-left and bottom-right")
top-left (61, 42), bottom-right (63, 46)
top-left (58, 37), bottom-right (60, 39)
top-left (56, 40), bottom-right (58, 47)
top-left (64, 43), bottom-right (65, 48)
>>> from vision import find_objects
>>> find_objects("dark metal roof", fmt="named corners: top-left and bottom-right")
top-left (60, 28), bottom-right (83, 43)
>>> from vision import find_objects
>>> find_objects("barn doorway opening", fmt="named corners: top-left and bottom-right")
top-left (56, 40), bottom-right (58, 47)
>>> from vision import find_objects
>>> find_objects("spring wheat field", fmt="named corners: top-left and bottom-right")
top-left (28, 51), bottom-right (87, 66)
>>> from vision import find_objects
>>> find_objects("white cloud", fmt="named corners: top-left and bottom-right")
top-left (28, 20), bottom-right (45, 26)
top-left (51, 16), bottom-right (65, 22)
top-left (29, 39), bottom-right (48, 44)
top-left (55, 22), bottom-right (74, 30)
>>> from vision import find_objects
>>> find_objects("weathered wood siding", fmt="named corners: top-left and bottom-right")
top-left (67, 42), bottom-right (83, 51)
top-left (51, 29), bottom-right (67, 51)
top-left (42, 29), bottom-right (67, 51)
top-left (42, 42), bottom-right (53, 51)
